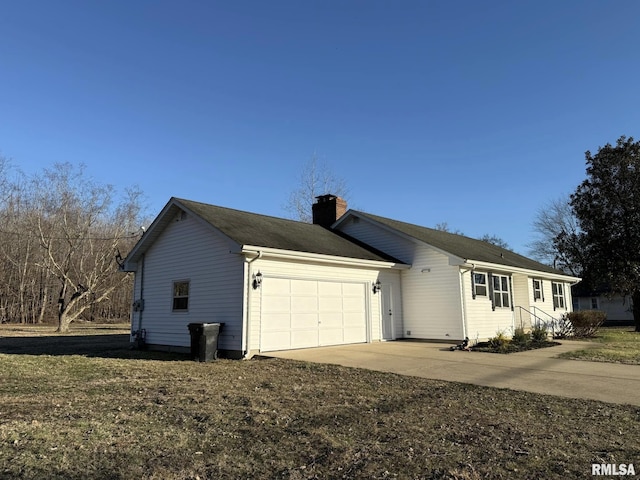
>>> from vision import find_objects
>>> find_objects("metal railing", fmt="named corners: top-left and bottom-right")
top-left (514, 305), bottom-right (562, 337)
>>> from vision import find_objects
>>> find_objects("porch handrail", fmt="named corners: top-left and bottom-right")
top-left (531, 306), bottom-right (557, 323)
top-left (514, 305), bottom-right (562, 336)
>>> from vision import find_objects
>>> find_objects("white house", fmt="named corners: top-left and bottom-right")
top-left (572, 283), bottom-right (635, 326)
top-left (122, 195), bottom-right (580, 358)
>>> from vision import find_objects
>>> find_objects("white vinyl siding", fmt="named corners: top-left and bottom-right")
top-left (134, 213), bottom-right (244, 351)
top-left (526, 278), bottom-right (558, 326)
top-left (340, 216), bottom-right (415, 264)
top-left (340, 216), bottom-right (464, 340)
top-left (400, 248), bottom-right (464, 340)
top-left (463, 271), bottom-right (514, 341)
top-left (512, 273), bottom-right (531, 330)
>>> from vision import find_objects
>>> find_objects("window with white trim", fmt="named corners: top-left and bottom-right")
top-left (492, 274), bottom-right (510, 308)
top-left (173, 281), bottom-right (190, 311)
top-left (533, 279), bottom-right (543, 301)
top-left (473, 272), bottom-right (487, 297)
top-left (591, 297), bottom-right (598, 309)
top-left (552, 282), bottom-right (565, 309)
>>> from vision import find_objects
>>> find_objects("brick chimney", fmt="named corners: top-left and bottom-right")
top-left (312, 194), bottom-right (347, 228)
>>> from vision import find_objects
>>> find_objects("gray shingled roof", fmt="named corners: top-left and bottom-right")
top-left (175, 198), bottom-right (399, 263)
top-left (354, 211), bottom-right (565, 275)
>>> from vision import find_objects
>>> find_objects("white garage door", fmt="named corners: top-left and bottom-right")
top-left (260, 278), bottom-right (368, 352)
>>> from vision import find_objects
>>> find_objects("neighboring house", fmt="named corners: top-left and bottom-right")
top-left (572, 284), bottom-right (634, 325)
top-left (122, 195), bottom-right (580, 358)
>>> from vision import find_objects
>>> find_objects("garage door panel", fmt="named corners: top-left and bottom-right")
top-left (319, 312), bottom-right (342, 327)
top-left (319, 328), bottom-right (344, 346)
top-left (343, 296), bottom-right (365, 311)
top-left (291, 330), bottom-right (318, 349)
top-left (344, 327), bottom-right (366, 343)
top-left (262, 296), bottom-right (290, 312)
top-left (318, 297), bottom-right (341, 312)
top-left (261, 331), bottom-right (291, 351)
top-left (291, 280), bottom-right (317, 295)
top-left (292, 313), bottom-right (318, 328)
top-left (318, 282), bottom-right (341, 296)
top-left (264, 313), bottom-right (291, 329)
top-left (291, 296), bottom-right (318, 313)
top-left (264, 278), bottom-right (291, 295)
top-left (344, 311), bottom-right (365, 327)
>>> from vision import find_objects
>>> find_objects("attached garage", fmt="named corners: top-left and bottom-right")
top-left (260, 277), bottom-right (368, 352)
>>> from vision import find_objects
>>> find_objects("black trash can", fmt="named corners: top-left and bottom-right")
top-left (188, 322), bottom-right (223, 362)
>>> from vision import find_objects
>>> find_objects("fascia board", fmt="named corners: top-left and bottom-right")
top-left (240, 245), bottom-right (405, 269)
top-left (463, 259), bottom-right (581, 283)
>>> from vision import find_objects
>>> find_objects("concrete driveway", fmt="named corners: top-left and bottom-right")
top-left (268, 340), bottom-right (640, 406)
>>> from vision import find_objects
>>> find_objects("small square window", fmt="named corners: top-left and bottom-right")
top-left (173, 281), bottom-right (189, 311)
top-left (473, 273), bottom-right (487, 296)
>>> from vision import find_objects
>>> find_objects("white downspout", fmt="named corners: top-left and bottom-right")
top-left (459, 263), bottom-right (475, 341)
top-left (243, 250), bottom-right (263, 358)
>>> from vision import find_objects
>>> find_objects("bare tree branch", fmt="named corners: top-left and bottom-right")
top-left (284, 154), bottom-right (349, 223)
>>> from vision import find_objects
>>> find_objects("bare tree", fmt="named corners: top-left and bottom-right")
top-left (0, 158), bottom-right (146, 328)
top-left (285, 154), bottom-right (349, 222)
top-left (435, 223), bottom-right (510, 249)
top-left (528, 195), bottom-right (583, 275)
top-left (479, 234), bottom-right (510, 250)
top-left (434, 222), bottom-right (464, 235)
top-left (29, 164), bottom-right (144, 332)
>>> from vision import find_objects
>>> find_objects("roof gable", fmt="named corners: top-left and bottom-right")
top-left (348, 211), bottom-right (568, 276)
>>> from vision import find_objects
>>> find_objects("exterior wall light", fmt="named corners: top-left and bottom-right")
top-left (373, 280), bottom-right (382, 294)
top-left (253, 271), bottom-right (263, 289)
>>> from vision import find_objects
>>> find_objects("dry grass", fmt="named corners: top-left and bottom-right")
top-left (558, 327), bottom-right (640, 365)
top-left (1, 325), bottom-right (639, 479)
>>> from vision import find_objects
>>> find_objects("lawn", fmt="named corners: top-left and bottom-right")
top-left (558, 327), bottom-right (640, 365)
top-left (1, 325), bottom-right (639, 479)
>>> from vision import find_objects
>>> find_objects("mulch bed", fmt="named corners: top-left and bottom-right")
top-left (471, 340), bottom-right (561, 354)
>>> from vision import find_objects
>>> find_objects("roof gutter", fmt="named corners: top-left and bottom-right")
top-left (461, 259), bottom-right (581, 283)
top-left (240, 245), bottom-right (408, 269)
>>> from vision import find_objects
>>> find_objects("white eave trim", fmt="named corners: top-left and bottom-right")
top-left (460, 259), bottom-right (581, 284)
top-left (240, 245), bottom-right (408, 269)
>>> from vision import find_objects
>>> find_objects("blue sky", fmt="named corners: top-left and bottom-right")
top-left (1, 1), bottom-right (639, 255)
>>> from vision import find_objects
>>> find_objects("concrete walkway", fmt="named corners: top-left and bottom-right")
top-left (268, 340), bottom-right (640, 406)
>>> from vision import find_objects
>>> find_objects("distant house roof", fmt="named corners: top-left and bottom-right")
top-left (124, 198), bottom-right (403, 268)
top-left (351, 211), bottom-right (568, 276)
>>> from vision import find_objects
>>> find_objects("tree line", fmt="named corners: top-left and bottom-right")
top-left (0, 160), bottom-right (145, 332)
